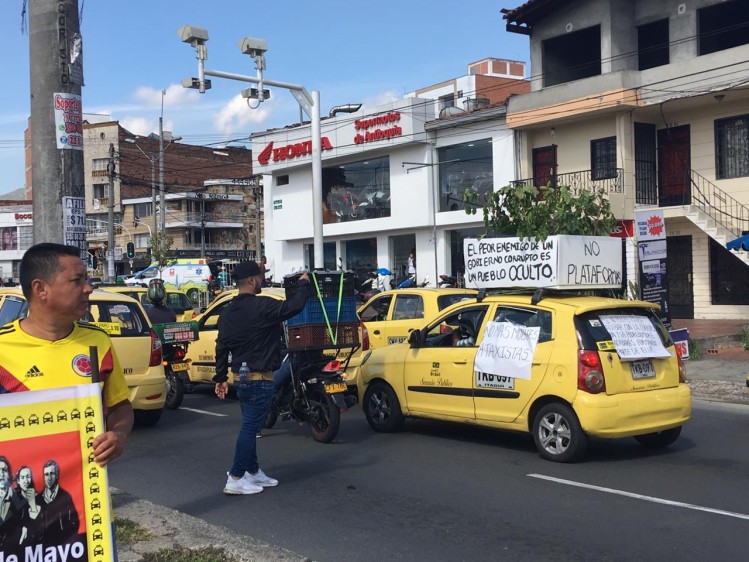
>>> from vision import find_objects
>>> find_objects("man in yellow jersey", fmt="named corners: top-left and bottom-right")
top-left (0, 243), bottom-right (133, 466)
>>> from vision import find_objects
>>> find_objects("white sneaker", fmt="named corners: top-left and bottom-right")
top-left (223, 472), bottom-right (263, 495)
top-left (244, 468), bottom-right (278, 487)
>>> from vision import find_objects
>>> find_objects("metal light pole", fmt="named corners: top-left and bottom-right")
top-left (125, 139), bottom-right (158, 233)
top-left (106, 143), bottom-right (116, 283)
top-left (177, 25), bottom-right (325, 268)
top-left (158, 116), bottom-right (166, 232)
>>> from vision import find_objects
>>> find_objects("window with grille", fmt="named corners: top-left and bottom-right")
top-left (591, 137), bottom-right (617, 180)
top-left (715, 116), bottom-right (749, 179)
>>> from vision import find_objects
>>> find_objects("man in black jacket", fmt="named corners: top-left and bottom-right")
top-left (213, 261), bottom-right (309, 495)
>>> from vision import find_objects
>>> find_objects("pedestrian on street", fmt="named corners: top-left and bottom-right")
top-left (0, 243), bottom-right (133, 467)
top-left (213, 261), bottom-right (310, 495)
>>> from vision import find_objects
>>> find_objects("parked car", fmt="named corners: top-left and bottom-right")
top-left (358, 292), bottom-right (691, 463)
top-left (102, 286), bottom-right (196, 322)
top-left (0, 287), bottom-right (167, 426)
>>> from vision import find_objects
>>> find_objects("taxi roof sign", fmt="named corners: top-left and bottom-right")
top-left (463, 235), bottom-right (623, 290)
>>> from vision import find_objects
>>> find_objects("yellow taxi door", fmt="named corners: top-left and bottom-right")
top-left (187, 300), bottom-right (229, 384)
top-left (384, 293), bottom-right (427, 345)
top-left (358, 293), bottom-right (394, 350)
top-left (402, 305), bottom-right (489, 420)
top-left (473, 305), bottom-right (554, 423)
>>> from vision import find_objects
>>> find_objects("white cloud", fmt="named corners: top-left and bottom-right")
top-left (361, 90), bottom-right (400, 110)
top-left (119, 117), bottom-right (155, 137)
top-left (133, 84), bottom-right (200, 108)
top-left (214, 95), bottom-right (274, 135)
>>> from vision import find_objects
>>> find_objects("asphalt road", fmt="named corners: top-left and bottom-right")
top-left (109, 389), bottom-right (749, 562)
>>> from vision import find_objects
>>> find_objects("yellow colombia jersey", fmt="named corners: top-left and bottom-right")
top-left (0, 319), bottom-right (130, 408)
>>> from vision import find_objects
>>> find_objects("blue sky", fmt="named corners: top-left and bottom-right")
top-left (0, 1), bottom-right (529, 193)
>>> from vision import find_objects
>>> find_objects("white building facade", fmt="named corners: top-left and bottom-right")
top-left (253, 96), bottom-right (516, 285)
top-left (0, 205), bottom-right (34, 283)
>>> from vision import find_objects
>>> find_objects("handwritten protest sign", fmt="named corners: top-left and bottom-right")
top-left (463, 235), bottom-right (622, 290)
top-left (474, 321), bottom-right (540, 381)
top-left (599, 314), bottom-right (671, 361)
top-left (0, 384), bottom-right (114, 561)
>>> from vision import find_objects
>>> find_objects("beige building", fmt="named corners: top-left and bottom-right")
top-left (503, 0), bottom-right (749, 320)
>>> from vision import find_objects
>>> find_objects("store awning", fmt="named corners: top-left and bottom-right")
top-left (726, 234), bottom-right (749, 251)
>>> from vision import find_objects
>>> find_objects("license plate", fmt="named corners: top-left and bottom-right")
top-left (324, 381), bottom-right (348, 394)
top-left (171, 362), bottom-right (189, 372)
top-left (630, 360), bottom-right (656, 379)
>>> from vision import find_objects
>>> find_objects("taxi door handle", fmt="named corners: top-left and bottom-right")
top-left (453, 360), bottom-right (468, 365)
top-left (373, 330), bottom-right (381, 335)
top-left (532, 361), bottom-right (542, 366)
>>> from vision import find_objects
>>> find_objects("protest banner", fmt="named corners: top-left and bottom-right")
top-left (463, 235), bottom-right (623, 290)
top-left (0, 384), bottom-right (114, 562)
top-left (474, 321), bottom-right (540, 383)
top-left (599, 314), bottom-right (671, 361)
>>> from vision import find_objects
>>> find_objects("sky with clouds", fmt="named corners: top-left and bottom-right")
top-left (0, 0), bottom-right (529, 193)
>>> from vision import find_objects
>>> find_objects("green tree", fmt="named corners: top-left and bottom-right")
top-left (148, 232), bottom-right (174, 270)
top-left (464, 183), bottom-right (616, 241)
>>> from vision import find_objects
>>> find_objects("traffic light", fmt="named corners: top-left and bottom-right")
top-left (126, 242), bottom-right (135, 259)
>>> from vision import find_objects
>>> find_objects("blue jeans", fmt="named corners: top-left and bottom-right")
top-left (230, 379), bottom-right (275, 477)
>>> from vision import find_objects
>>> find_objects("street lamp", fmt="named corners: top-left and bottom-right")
top-left (177, 25), bottom-right (325, 268)
top-left (125, 138), bottom-right (158, 233)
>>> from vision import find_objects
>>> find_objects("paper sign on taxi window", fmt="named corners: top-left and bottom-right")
top-left (89, 321), bottom-right (121, 335)
top-left (599, 315), bottom-right (671, 361)
top-left (0, 384), bottom-right (115, 561)
top-left (474, 321), bottom-right (540, 381)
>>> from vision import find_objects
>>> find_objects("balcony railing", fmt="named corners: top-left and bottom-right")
top-left (511, 168), bottom-right (623, 195)
top-left (690, 169), bottom-right (749, 238)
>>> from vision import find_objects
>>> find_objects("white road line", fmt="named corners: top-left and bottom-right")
top-left (528, 473), bottom-right (749, 521)
top-left (179, 407), bottom-right (227, 417)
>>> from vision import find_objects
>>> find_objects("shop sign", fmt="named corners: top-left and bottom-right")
top-left (14, 212), bottom-right (33, 225)
top-left (257, 137), bottom-right (334, 165)
top-left (353, 111), bottom-right (403, 145)
top-left (635, 210), bottom-right (665, 241)
top-left (53, 92), bottom-right (83, 150)
top-left (273, 199), bottom-right (283, 210)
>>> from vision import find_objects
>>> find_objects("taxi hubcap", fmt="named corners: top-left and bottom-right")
top-left (538, 413), bottom-right (571, 454)
top-left (370, 392), bottom-right (390, 423)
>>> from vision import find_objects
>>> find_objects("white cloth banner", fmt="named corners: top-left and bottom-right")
top-left (474, 321), bottom-right (540, 380)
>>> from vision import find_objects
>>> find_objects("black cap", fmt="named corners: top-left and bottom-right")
top-left (233, 261), bottom-right (262, 280)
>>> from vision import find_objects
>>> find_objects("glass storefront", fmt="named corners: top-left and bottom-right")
top-left (438, 139), bottom-right (493, 212)
top-left (323, 156), bottom-right (390, 223)
top-left (344, 238), bottom-right (378, 284)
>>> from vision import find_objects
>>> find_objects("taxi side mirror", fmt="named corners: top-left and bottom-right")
top-left (408, 330), bottom-right (422, 348)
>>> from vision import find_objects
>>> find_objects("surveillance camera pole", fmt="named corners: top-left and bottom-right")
top-left (178, 29), bottom-right (324, 269)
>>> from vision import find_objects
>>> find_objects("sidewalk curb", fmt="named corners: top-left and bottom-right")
top-left (111, 488), bottom-right (311, 562)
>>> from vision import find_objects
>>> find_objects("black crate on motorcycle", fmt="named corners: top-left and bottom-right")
top-left (286, 321), bottom-right (359, 351)
top-left (284, 271), bottom-right (356, 303)
top-left (287, 297), bottom-right (358, 327)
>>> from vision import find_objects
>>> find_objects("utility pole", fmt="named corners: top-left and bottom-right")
top-left (158, 116), bottom-right (166, 232)
top-left (198, 192), bottom-right (206, 257)
top-left (29, 0), bottom-right (86, 254)
top-left (107, 143), bottom-right (116, 283)
top-left (253, 187), bottom-right (262, 260)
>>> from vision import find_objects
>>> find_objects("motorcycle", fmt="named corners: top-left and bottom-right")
top-left (438, 274), bottom-right (458, 288)
top-left (357, 268), bottom-right (392, 302)
top-left (163, 342), bottom-right (190, 410)
top-left (264, 350), bottom-right (357, 443)
top-left (389, 274), bottom-right (430, 289)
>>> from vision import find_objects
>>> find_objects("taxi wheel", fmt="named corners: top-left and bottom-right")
top-left (134, 408), bottom-right (162, 427)
top-left (364, 382), bottom-right (404, 432)
top-left (634, 426), bottom-right (682, 448)
top-left (532, 403), bottom-right (587, 463)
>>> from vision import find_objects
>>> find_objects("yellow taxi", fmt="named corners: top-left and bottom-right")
top-left (102, 286), bottom-right (195, 322)
top-left (358, 288), bottom-right (477, 348)
top-left (358, 292), bottom-right (691, 463)
top-left (184, 287), bottom-right (286, 385)
top-left (0, 287), bottom-right (167, 426)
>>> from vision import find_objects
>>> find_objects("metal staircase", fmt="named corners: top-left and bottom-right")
top-left (686, 170), bottom-right (749, 267)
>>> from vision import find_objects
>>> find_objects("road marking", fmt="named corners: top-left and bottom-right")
top-left (180, 407), bottom-right (227, 417)
top-left (528, 473), bottom-right (749, 521)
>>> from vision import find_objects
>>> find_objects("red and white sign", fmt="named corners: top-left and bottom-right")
top-left (257, 137), bottom-right (334, 166)
top-left (610, 219), bottom-right (634, 238)
top-left (635, 210), bottom-right (666, 241)
top-left (15, 212), bottom-right (33, 224)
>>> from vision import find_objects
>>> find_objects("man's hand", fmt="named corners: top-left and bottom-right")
top-left (299, 272), bottom-right (310, 282)
top-left (92, 430), bottom-right (128, 466)
top-left (215, 381), bottom-right (228, 399)
top-left (95, 400), bottom-right (133, 466)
